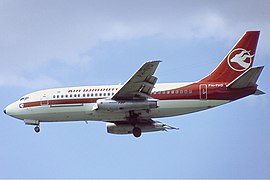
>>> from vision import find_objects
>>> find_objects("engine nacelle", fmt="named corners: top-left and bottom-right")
top-left (106, 122), bottom-right (167, 134)
top-left (93, 99), bottom-right (158, 111)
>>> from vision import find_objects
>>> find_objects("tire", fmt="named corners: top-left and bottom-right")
top-left (34, 126), bottom-right (40, 133)
top-left (132, 127), bottom-right (142, 138)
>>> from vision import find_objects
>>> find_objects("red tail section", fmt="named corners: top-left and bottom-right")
top-left (199, 31), bottom-right (260, 83)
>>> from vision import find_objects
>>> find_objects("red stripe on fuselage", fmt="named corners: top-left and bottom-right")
top-left (152, 83), bottom-right (256, 100)
top-left (23, 98), bottom-right (99, 108)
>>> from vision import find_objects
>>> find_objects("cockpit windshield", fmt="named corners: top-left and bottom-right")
top-left (19, 97), bottom-right (29, 101)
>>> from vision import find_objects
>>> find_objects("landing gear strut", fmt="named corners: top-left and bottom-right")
top-left (132, 127), bottom-right (142, 138)
top-left (34, 126), bottom-right (40, 133)
top-left (129, 111), bottom-right (142, 138)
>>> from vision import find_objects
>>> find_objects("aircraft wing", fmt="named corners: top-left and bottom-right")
top-left (112, 60), bottom-right (161, 100)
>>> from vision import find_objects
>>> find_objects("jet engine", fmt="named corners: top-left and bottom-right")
top-left (106, 121), bottom-right (178, 138)
top-left (93, 99), bottom-right (158, 111)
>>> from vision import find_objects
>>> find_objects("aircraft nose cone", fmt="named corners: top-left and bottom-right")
top-left (4, 103), bottom-right (24, 120)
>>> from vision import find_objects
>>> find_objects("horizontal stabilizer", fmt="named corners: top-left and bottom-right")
top-left (254, 89), bottom-right (265, 95)
top-left (226, 66), bottom-right (264, 89)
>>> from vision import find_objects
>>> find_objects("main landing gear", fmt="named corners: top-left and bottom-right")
top-left (132, 127), bottom-right (142, 138)
top-left (34, 126), bottom-right (40, 133)
top-left (129, 111), bottom-right (142, 138)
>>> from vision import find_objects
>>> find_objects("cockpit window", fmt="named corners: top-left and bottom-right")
top-left (19, 97), bottom-right (29, 101)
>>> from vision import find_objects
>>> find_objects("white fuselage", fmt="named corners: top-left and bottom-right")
top-left (5, 82), bottom-right (229, 123)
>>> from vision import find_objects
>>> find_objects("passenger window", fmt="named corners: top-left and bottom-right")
top-left (158, 91), bottom-right (161, 94)
top-left (53, 95), bottom-right (56, 98)
top-left (184, 90), bottom-right (187, 94)
top-left (99, 93), bottom-right (102, 96)
top-left (61, 95), bottom-right (64, 98)
top-left (57, 95), bottom-right (59, 98)
top-left (65, 94), bottom-right (68, 98)
top-left (189, 90), bottom-right (192, 94)
top-left (87, 94), bottom-right (90, 97)
top-left (95, 93), bottom-right (98, 97)
top-left (78, 94), bottom-right (80, 97)
top-left (171, 90), bottom-right (174, 94)
top-left (175, 90), bottom-right (178, 94)
top-left (180, 90), bottom-right (183, 94)
top-left (91, 93), bottom-right (93, 97)
top-left (83, 94), bottom-right (85, 97)
top-left (74, 94), bottom-right (77, 97)
top-left (112, 93), bottom-right (114, 95)
top-left (108, 93), bottom-right (110, 96)
top-left (70, 94), bottom-right (72, 98)
top-left (166, 91), bottom-right (170, 94)
top-left (103, 93), bottom-right (106, 96)
top-left (162, 91), bottom-right (165, 94)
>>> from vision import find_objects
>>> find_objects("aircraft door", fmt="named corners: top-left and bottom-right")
top-left (199, 84), bottom-right (207, 100)
top-left (40, 94), bottom-right (48, 105)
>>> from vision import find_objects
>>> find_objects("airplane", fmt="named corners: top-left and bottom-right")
top-left (4, 31), bottom-right (264, 138)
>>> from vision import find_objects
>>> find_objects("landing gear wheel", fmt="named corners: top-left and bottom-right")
top-left (132, 127), bottom-right (142, 138)
top-left (34, 126), bottom-right (40, 133)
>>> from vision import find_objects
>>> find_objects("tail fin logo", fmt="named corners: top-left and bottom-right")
top-left (228, 48), bottom-right (254, 71)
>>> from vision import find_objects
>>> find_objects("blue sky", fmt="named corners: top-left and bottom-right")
top-left (0, 0), bottom-right (269, 178)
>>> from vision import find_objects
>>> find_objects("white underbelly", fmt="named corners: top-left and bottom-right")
top-left (150, 99), bottom-right (229, 118)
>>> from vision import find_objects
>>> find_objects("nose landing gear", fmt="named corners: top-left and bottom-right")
top-left (34, 126), bottom-right (40, 133)
top-left (24, 120), bottom-right (41, 133)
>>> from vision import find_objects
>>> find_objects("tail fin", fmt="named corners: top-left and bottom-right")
top-left (199, 31), bottom-right (260, 83)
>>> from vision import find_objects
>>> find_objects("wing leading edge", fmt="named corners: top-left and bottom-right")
top-left (112, 60), bottom-right (161, 100)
